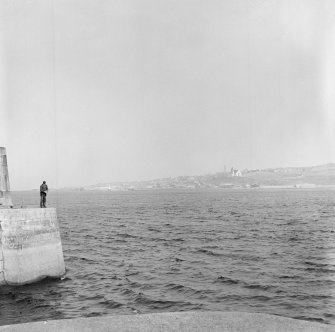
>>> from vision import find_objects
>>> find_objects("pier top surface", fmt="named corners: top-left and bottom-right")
top-left (0, 311), bottom-right (333, 332)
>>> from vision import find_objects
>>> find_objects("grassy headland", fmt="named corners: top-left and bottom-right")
top-left (73, 163), bottom-right (335, 191)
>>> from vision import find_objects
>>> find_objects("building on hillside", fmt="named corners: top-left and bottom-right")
top-left (231, 167), bottom-right (242, 177)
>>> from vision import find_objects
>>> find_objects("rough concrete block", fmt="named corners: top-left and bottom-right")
top-left (0, 208), bottom-right (65, 285)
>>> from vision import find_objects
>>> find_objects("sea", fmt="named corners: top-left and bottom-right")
top-left (0, 188), bottom-right (335, 326)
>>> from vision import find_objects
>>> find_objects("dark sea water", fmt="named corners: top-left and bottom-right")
top-left (1, 189), bottom-right (335, 326)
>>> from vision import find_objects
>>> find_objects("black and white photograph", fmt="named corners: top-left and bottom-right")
top-left (0, 0), bottom-right (335, 330)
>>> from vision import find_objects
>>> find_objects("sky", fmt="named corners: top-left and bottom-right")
top-left (0, 0), bottom-right (335, 190)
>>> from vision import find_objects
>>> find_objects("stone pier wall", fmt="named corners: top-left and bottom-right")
top-left (0, 208), bottom-right (65, 285)
top-left (0, 147), bottom-right (12, 207)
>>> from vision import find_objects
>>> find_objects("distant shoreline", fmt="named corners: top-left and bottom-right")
top-left (11, 185), bottom-right (335, 192)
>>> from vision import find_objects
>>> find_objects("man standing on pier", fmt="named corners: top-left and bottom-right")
top-left (40, 181), bottom-right (48, 208)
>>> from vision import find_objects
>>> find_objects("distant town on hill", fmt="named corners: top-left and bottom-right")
top-left (63, 163), bottom-right (335, 191)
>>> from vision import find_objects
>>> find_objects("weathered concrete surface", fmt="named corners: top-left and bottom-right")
top-left (0, 208), bottom-right (65, 285)
top-left (0, 311), bottom-right (334, 332)
top-left (0, 147), bottom-right (12, 207)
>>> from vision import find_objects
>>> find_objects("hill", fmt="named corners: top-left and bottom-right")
top-left (75, 163), bottom-right (335, 191)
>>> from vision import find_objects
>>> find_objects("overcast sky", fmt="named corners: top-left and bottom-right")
top-left (1, 0), bottom-right (335, 190)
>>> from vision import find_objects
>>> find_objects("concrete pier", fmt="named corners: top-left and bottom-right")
top-left (0, 148), bottom-right (12, 207)
top-left (0, 208), bottom-right (65, 285)
top-left (0, 311), bottom-right (333, 332)
top-left (0, 147), bottom-right (65, 285)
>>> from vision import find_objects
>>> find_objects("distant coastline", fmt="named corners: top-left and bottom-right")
top-left (57, 163), bottom-right (335, 192)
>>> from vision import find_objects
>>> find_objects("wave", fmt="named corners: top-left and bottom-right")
top-left (133, 293), bottom-right (203, 311)
top-left (196, 249), bottom-right (223, 256)
top-left (215, 276), bottom-right (239, 285)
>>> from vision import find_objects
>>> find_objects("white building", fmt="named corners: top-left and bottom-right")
top-left (231, 168), bottom-right (242, 177)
